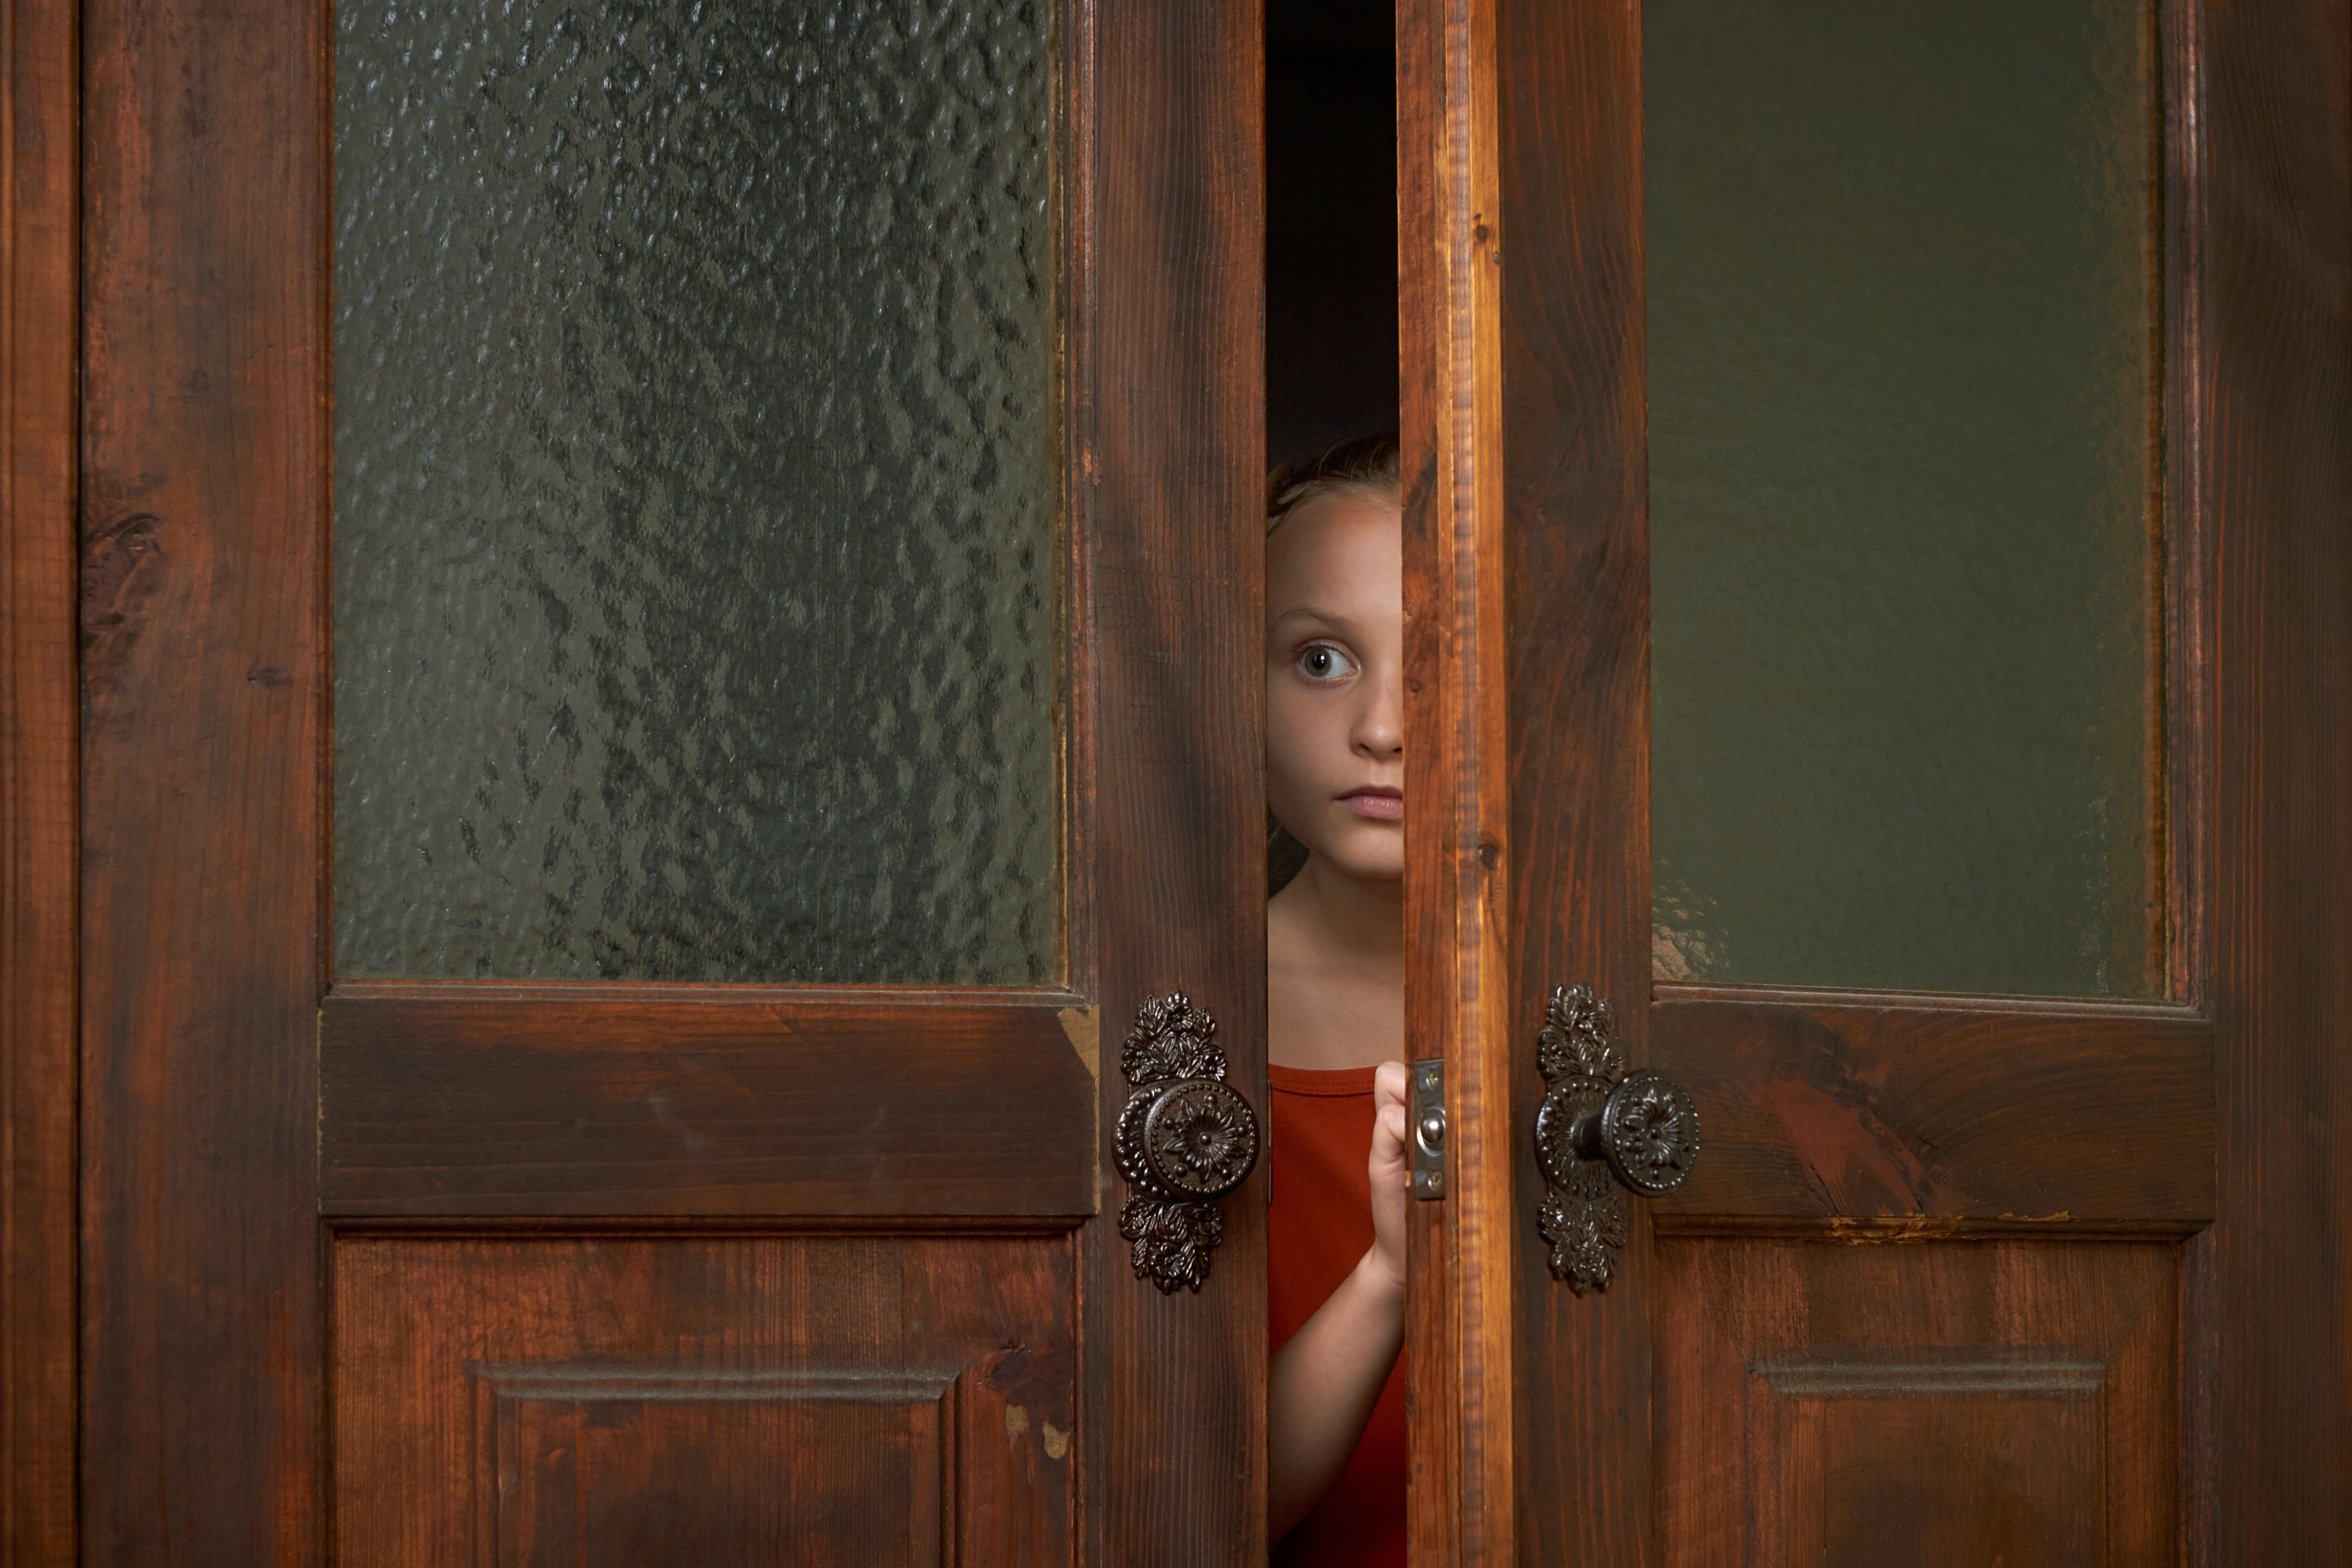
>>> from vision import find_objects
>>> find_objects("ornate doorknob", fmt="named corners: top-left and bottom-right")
top-left (1115, 993), bottom-right (1262, 1294)
top-left (1531, 983), bottom-right (1701, 1294)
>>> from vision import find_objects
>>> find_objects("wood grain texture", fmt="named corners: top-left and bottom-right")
top-left (1395, 5), bottom-right (1457, 1560)
top-left (2160, 0), bottom-right (2215, 1012)
top-left (1086, 0), bottom-right (1268, 1559)
top-left (1658, 1240), bottom-right (2179, 1568)
top-left (1397, 0), bottom-right (1510, 1559)
top-left (320, 987), bottom-right (1098, 1216)
top-left (2, 0), bottom-right (78, 1558)
top-left (333, 1233), bottom-right (1076, 1567)
top-left (2198, 0), bottom-right (2352, 1558)
top-left (1492, 0), bottom-right (1654, 1562)
top-left (80, 0), bottom-right (326, 1559)
top-left (1489, 0), bottom-right (2348, 1562)
top-left (1650, 987), bottom-right (2214, 1229)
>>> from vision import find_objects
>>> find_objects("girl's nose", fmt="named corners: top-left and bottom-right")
top-left (1352, 668), bottom-right (1405, 760)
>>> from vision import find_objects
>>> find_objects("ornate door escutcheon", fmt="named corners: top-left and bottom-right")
top-left (1531, 983), bottom-right (1701, 1294)
top-left (1115, 992), bottom-right (1262, 1293)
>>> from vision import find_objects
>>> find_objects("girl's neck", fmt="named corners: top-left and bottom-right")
top-left (1276, 855), bottom-right (1404, 973)
top-left (1266, 855), bottom-right (1405, 1072)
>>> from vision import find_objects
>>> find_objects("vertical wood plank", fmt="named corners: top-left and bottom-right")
top-left (2162, 0), bottom-right (2216, 1013)
top-left (80, 0), bottom-right (324, 1558)
top-left (1398, 0), bottom-right (1511, 1559)
top-left (1495, 0), bottom-right (1654, 1560)
top-left (3, 0), bottom-right (79, 1558)
top-left (2202, 0), bottom-right (2352, 1560)
top-left (1087, 0), bottom-right (1267, 1561)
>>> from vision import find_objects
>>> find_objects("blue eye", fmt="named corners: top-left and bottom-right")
top-left (1297, 643), bottom-right (1358, 681)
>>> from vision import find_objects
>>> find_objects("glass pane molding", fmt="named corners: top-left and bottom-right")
top-left (334, 1), bottom-right (1060, 983)
top-left (1645, 0), bottom-right (2159, 996)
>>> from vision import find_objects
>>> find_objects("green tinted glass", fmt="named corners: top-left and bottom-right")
top-left (334, 2), bottom-right (1059, 982)
top-left (1646, 0), bottom-right (2158, 996)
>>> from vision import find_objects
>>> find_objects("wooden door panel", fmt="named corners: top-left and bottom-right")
top-left (334, 1233), bottom-right (1076, 1567)
top-left (1651, 988), bottom-right (2213, 1228)
top-left (484, 1373), bottom-right (951, 1568)
top-left (320, 987), bottom-right (1098, 1217)
top-left (1402, 0), bottom-right (2352, 1561)
top-left (55, 0), bottom-right (1268, 1558)
top-left (1659, 1240), bottom-right (2177, 1568)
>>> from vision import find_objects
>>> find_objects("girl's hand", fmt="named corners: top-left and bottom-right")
top-left (1269, 1059), bottom-right (1416, 1541)
top-left (1366, 1060), bottom-right (1410, 1297)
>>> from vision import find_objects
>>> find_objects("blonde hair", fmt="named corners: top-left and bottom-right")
top-left (1266, 431), bottom-right (1401, 535)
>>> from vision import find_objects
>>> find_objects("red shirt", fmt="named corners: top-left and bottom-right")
top-left (1267, 1064), bottom-right (1407, 1568)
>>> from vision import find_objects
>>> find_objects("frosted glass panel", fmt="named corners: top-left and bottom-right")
top-left (334, 1), bottom-right (1058, 982)
top-left (1646, 0), bottom-right (2157, 996)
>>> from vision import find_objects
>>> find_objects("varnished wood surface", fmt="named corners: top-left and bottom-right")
top-left (79, 0), bottom-right (327, 1558)
top-left (1650, 987), bottom-right (2214, 1228)
top-left (1472, 0), bottom-right (2289, 1561)
top-left (1658, 1240), bottom-right (2179, 1567)
top-left (1492, 0), bottom-right (1655, 1561)
top-left (2160, 0), bottom-right (2215, 1011)
top-left (2, 0), bottom-right (78, 1558)
top-left (334, 1233), bottom-right (1076, 1566)
top-left (1087, 0), bottom-right (1269, 1561)
top-left (321, 988), bottom-right (1098, 1216)
top-left (62, 0), bottom-right (1276, 1561)
top-left (2199, 0), bottom-right (2352, 1557)
top-left (1396, 0), bottom-right (1510, 1559)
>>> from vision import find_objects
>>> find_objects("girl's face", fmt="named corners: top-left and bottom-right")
top-left (1266, 488), bottom-right (1405, 883)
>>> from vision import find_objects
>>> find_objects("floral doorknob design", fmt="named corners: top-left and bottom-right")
top-left (1531, 983), bottom-right (1702, 1294)
top-left (1115, 993), bottom-right (1261, 1293)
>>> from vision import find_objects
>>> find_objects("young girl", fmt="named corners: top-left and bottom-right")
top-left (1264, 434), bottom-right (1412, 1565)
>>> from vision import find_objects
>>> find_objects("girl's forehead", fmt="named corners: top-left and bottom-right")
top-left (1268, 491), bottom-right (1403, 596)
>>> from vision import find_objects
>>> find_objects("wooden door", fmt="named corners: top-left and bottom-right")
top-left (1400, 0), bottom-right (2351, 1563)
top-left (10, 0), bottom-right (1270, 1561)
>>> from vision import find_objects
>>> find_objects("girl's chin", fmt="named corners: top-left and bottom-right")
top-left (1295, 830), bottom-right (1405, 884)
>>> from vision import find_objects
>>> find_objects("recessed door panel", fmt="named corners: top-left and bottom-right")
top-left (333, 1234), bottom-right (1075, 1567)
top-left (1658, 1240), bottom-right (2177, 1568)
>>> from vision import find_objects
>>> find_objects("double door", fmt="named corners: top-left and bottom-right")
top-left (13, 0), bottom-right (2349, 1562)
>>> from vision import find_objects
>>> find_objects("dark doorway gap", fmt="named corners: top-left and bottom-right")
top-left (1266, 0), bottom-right (1400, 472)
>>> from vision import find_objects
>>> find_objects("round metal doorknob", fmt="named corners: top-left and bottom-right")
top-left (1117, 1075), bottom-right (1260, 1201)
top-left (1114, 992), bottom-right (1262, 1294)
top-left (1533, 1066), bottom-right (1701, 1198)
top-left (1530, 982), bottom-right (1702, 1294)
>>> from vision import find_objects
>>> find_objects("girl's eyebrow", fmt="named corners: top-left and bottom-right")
top-left (1269, 605), bottom-right (1355, 630)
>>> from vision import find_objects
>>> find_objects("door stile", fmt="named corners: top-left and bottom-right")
top-left (2157, 0), bottom-right (2213, 1021)
top-left (3, 0), bottom-right (80, 1557)
top-left (1488, 0), bottom-right (1656, 1561)
top-left (1088, 0), bottom-right (1271, 1561)
top-left (1397, 0), bottom-right (1512, 1559)
top-left (2195, 0), bottom-right (2352, 1559)
top-left (81, 0), bottom-right (330, 1557)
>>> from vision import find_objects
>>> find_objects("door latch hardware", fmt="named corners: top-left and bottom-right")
top-left (1115, 993), bottom-right (1261, 1294)
top-left (1531, 983), bottom-right (1701, 1294)
top-left (1409, 1059), bottom-right (1447, 1199)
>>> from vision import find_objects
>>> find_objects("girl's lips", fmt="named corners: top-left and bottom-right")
top-left (1342, 789), bottom-right (1403, 821)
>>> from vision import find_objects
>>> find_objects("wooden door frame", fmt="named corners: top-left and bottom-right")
top-left (3, 0), bottom-right (79, 1560)
top-left (1399, 0), bottom-right (2352, 1562)
top-left (4, 0), bottom-right (1271, 1560)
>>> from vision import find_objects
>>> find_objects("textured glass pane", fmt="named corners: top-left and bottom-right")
top-left (334, 1), bottom-right (1058, 982)
top-left (1646, 0), bottom-right (2157, 996)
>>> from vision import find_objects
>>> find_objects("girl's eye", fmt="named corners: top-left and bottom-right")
top-left (1296, 643), bottom-right (1358, 682)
